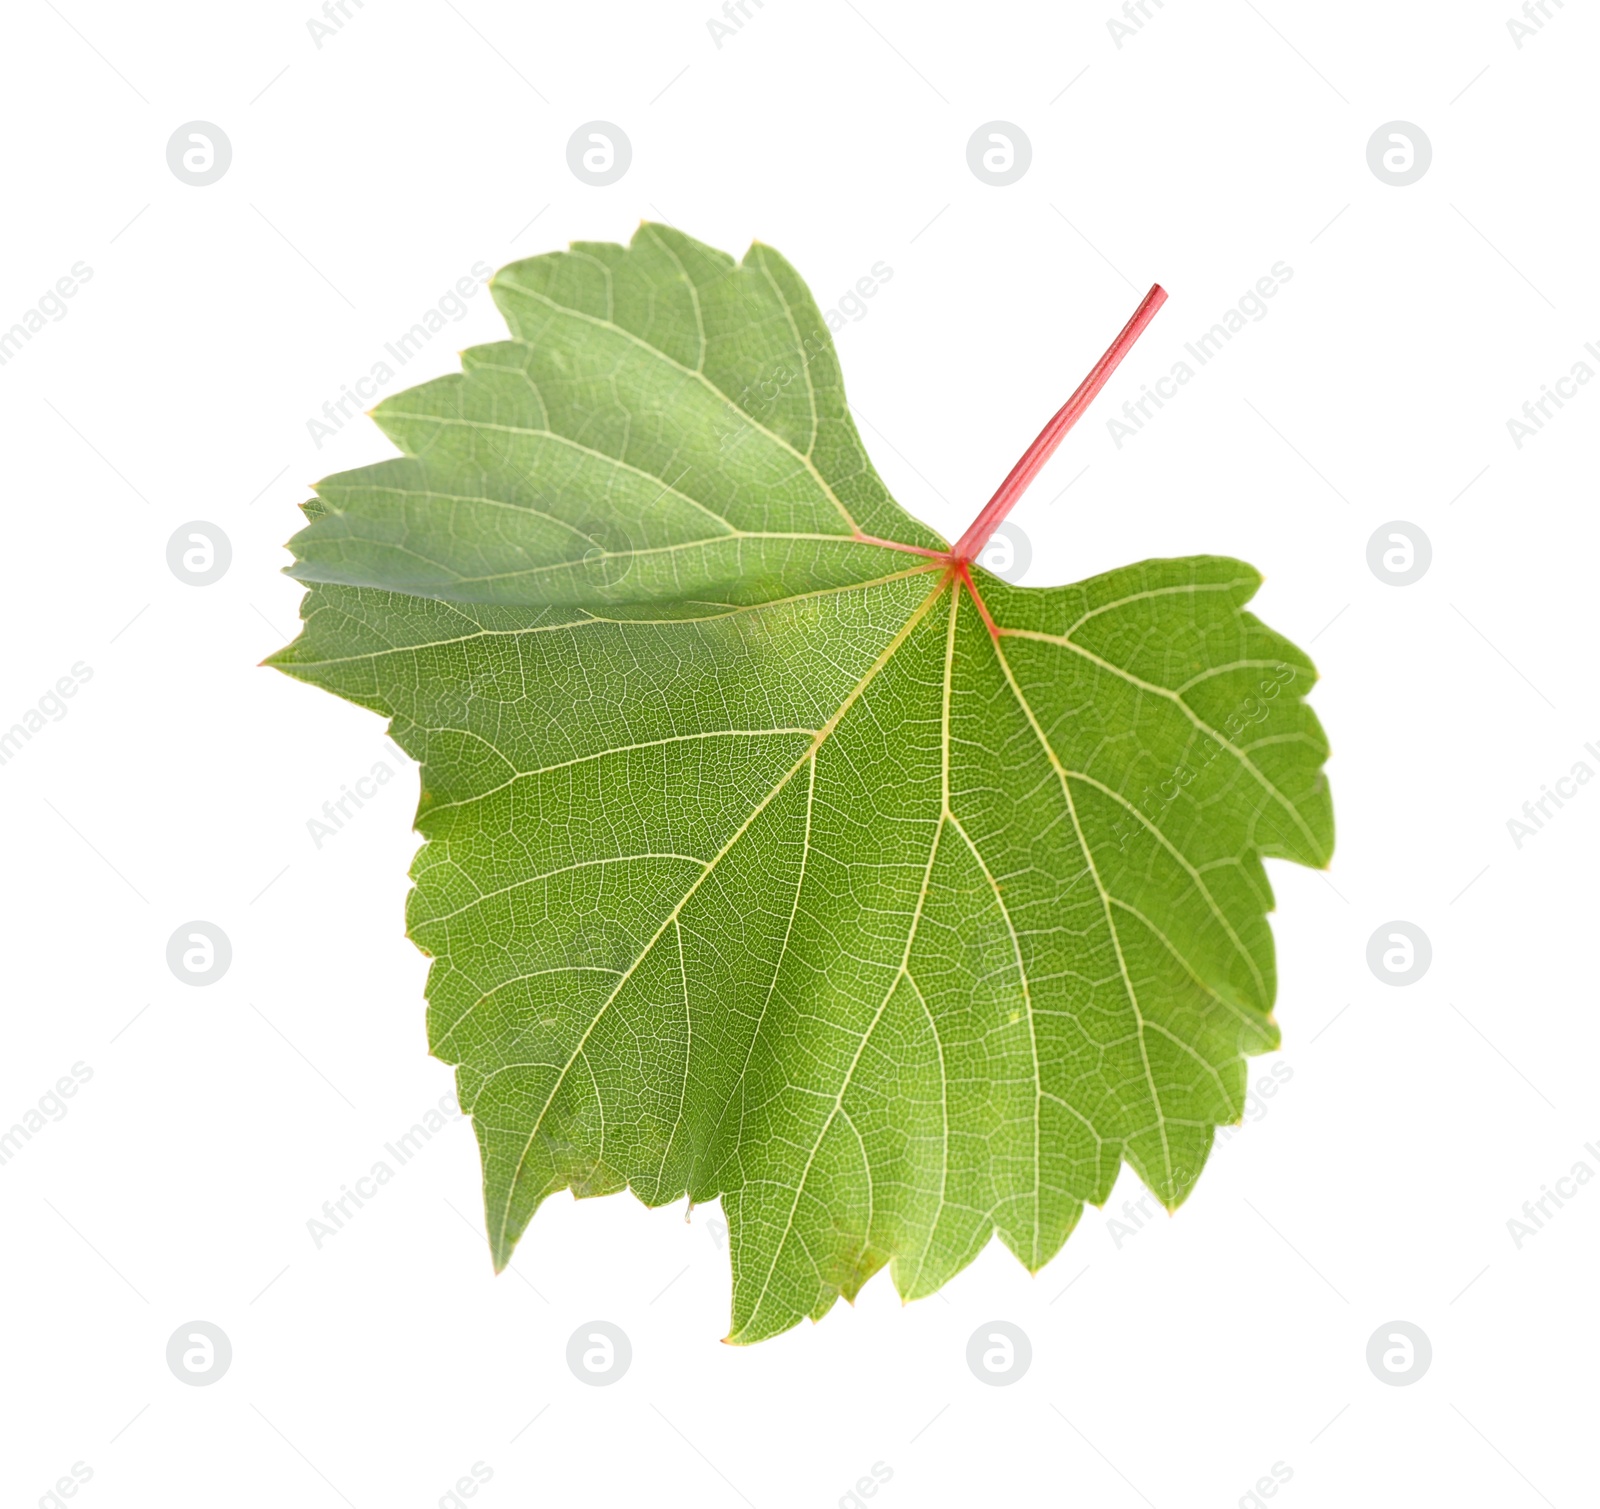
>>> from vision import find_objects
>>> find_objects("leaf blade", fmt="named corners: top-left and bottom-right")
top-left (271, 227), bottom-right (1334, 1343)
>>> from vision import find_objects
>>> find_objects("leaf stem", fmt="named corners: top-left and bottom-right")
top-left (950, 283), bottom-right (1168, 564)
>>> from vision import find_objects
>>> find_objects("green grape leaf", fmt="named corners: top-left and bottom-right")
top-left (270, 224), bottom-right (1333, 1343)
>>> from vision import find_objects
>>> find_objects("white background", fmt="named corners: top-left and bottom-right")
top-left (2, 2), bottom-right (1596, 1506)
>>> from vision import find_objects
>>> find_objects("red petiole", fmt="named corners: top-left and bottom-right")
top-left (949, 282), bottom-right (1167, 564)
top-left (850, 282), bottom-right (1168, 633)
